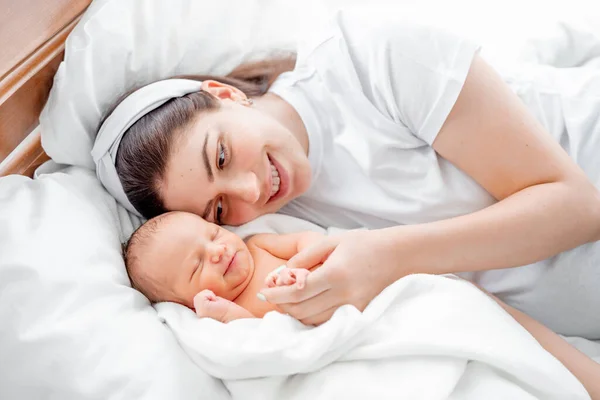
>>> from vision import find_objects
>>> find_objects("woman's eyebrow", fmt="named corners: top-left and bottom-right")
top-left (202, 132), bottom-right (214, 183)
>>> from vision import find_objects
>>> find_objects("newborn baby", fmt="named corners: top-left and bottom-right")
top-left (124, 211), bottom-right (324, 322)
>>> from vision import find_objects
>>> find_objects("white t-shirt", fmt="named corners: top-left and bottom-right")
top-left (272, 10), bottom-right (495, 229)
top-left (269, 9), bottom-right (600, 338)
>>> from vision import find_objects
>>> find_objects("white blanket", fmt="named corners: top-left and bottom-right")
top-left (152, 215), bottom-right (590, 400)
top-left (156, 274), bottom-right (589, 400)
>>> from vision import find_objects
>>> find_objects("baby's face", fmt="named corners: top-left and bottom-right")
top-left (143, 212), bottom-right (254, 307)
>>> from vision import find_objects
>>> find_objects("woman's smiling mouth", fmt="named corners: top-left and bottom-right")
top-left (267, 155), bottom-right (288, 204)
top-left (269, 160), bottom-right (280, 197)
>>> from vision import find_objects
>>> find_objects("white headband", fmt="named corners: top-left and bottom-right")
top-left (91, 79), bottom-right (203, 216)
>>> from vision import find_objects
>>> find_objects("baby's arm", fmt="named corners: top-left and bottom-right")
top-left (248, 231), bottom-right (325, 261)
top-left (194, 290), bottom-right (255, 323)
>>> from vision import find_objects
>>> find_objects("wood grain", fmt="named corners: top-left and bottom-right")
top-left (0, 0), bottom-right (90, 80)
top-left (0, 0), bottom-right (91, 177)
top-left (0, 128), bottom-right (50, 178)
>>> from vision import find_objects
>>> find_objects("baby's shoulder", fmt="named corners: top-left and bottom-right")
top-left (244, 234), bottom-right (289, 272)
top-left (244, 234), bottom-right (283, 258)
top-left (244, 233), bottom-right (276, 248)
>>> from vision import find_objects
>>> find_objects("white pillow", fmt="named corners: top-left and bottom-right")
top-left (40, 0), bottom-right (326, 170)
top-left (40, 0), bottom-right (600, 171)
top-left (0, 165), bottom-right (229, 400)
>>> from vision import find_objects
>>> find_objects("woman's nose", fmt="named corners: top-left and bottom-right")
top-left (207, 243), bottom-right (226, 263)
top-left (231, 172), bottom-right (260, 204)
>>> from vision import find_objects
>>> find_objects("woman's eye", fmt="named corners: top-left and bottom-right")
top-left (215, 199), bottom-right (223, 224)
top-left (218, 143), bottom-right (226, 169)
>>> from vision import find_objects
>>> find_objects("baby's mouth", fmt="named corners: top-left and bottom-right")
top-left (224, 251), bottom-right (238, 276)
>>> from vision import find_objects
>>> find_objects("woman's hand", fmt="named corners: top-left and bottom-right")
top-left (259, 229), bottom-right (406, 325)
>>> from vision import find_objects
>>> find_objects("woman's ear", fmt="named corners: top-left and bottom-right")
top-left (201, 80), bottom-right (247, 103)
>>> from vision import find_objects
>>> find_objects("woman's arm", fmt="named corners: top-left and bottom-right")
top-left (259, 55), bottom-right (600, 326)
top-left (485, 290), bottom-right (600, 399)
top-left (262, 57), bottom-right (600, 324)
top-left (381, 55), bottom-right (600, 275)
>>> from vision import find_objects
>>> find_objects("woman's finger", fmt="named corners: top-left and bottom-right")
top-left (277, 287), bottom-right (341, 321)
top-left (259, 266), bottom-right (331, 304)
top-left (286, 238), bottom-right (337, 270)
top-left (301, 305), bottom-right (339, 326)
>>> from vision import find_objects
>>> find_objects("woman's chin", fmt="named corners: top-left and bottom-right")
top-left (291, 166), bottom-right (311, 200)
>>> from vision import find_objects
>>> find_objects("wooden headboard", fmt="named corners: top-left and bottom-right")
top-left (0, 0), bottom-right (92, 177)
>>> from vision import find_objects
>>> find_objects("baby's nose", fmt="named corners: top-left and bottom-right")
top-left (208, 243), bottom-right (227, 263)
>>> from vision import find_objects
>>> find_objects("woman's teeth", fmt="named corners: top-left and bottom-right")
top-left (270, 161), bottom-right (280, 197)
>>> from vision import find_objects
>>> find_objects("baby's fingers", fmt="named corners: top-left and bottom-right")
top-left (265, 270), bottom-right (279, 288)
top-left (194, 289), bottom-right (216, 306)
top-left (291, 268), bottom-right (310, 289)
top-left (194, 290), bottom-right (220, 318)
top-left (265, 265), bottom-right (290, 288)
top-left (276, 269), bottom-right (297, 286)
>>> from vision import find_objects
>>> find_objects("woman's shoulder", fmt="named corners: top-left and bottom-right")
top-left (294, 7), bottom-right (478, 89)
top-left (337, 7), bottom-right (478, 67)
top-left (296, 7), bottom-right (412, 56)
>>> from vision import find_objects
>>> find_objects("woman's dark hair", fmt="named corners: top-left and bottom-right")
top-left (102, 54), bottom-right (296, 219)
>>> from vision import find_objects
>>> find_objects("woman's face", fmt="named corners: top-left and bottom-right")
top-left (161, 83), bottom-right (311, 226)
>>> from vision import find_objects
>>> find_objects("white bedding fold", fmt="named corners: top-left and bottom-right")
top-left (156, 274), bottom-right (589, 400)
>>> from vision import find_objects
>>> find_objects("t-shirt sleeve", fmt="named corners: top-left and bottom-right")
top-left (336, 10), bottom-right (481, 145)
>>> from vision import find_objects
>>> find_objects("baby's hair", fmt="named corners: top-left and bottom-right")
top-left (123, 213), bottom-right (173, 303)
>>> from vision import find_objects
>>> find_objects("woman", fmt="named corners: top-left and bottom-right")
top-left (93, 10), bottom-right (600, 337)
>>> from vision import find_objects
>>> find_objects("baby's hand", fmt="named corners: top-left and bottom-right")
top-left (265, 266), bottom-right (310, 289)
top-left (193, 290), bottom-right (254, 322)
